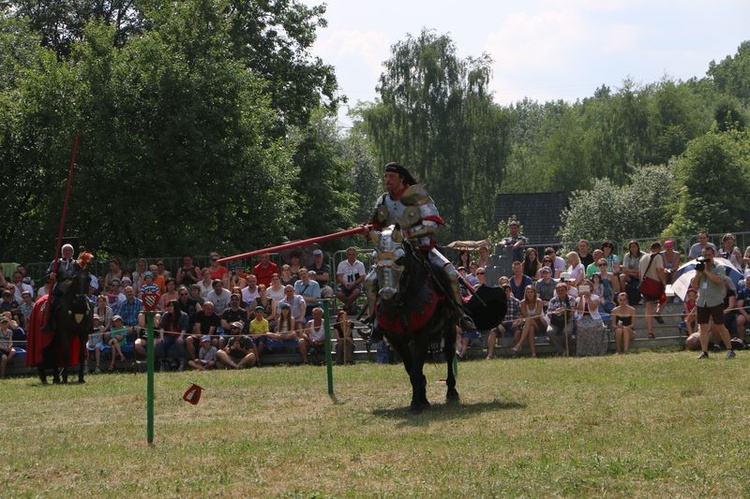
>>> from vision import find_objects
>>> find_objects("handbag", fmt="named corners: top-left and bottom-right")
top-left (639, 254), bottom-right (664, 299)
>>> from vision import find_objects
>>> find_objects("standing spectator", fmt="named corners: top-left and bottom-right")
top-left (574, 280), bottom-right (607, 356)
top-left (692, 246), bottom-right (736, 359)
top-left (565, 252), bottom-right (585, 287)
top-left (486, 285), bottom-right (522, 359)
top-left (501, 220), bottom-right (527, 262)
top-left (611, 293), bottom-right (637, 354)
top-left (252, 253), bottom-right (279, 288)
top-left (661, 240), bottom-right (681, 285)
top-left (206, 279), bottom-right (232, 315)
top-left (176, 254), bottom-right (201, 288)
top-left (0, 315), bottom-right (16, 378)
top-left (336, 247), bottom-right (366, 315)
top-left (577, 240), bottom-right (594, 268)
top-left (188, 336), bottom-right (217, 371)
top-left (546, 282), bottom-right (576, 356)
top-left (511, 285), bottom-right (545, 357)
top-left (688, 230), bottom-right (717, 259)
top-left (639, 242), bottom-right (667, 339)
top-left (248, 306), bottom-right (270, 359)
top-left (522, 248), bottom-right (541, 282)
top-left (619, 240), bottom-right (645, 304)
top-left (509, 261), bottom-right (533, 300)
top-left (309, 249), bottom-right (334, 299)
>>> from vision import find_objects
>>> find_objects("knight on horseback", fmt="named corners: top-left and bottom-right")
top-left (364, 162), bottom-right (476, 334)
top-left (44, 244), bottom-right (93, 332)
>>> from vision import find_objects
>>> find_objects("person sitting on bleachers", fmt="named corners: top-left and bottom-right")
top-left (0, 314), bottom-right (17, 378)
top-left (486, 285), bottom-right (521, 359)
top-left (546, 282), bottom-right (575, 356)
top-left (87, 314), bottom-right (107, 374)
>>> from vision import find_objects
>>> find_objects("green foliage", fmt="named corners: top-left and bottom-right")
top-left (362, 29), bottom-right (512, 242)
top-left (288, 108), bottom-right (358, 241)
top-left (665, 130), bottom-right (750, 236)
top-left (708, 40), bottom-right (750, 103)
top-left (559, 165), bottom-right (678, 244)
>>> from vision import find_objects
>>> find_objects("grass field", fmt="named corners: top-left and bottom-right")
top-left (2, 351), bottom-right (749, 497)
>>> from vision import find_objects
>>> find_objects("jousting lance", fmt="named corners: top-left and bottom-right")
top-left (218, 224), bottom-right (372, 264)
top-left (52, 133), bottom-right (81, 274)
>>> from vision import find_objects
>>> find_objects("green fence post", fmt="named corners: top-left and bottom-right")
top-left (145, 311), bottom-right (156, 445)
top-left (324, 300), bottom-right (334, 396)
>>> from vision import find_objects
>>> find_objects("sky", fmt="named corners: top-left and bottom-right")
top-left (301, 0), bottom-right (749, 124)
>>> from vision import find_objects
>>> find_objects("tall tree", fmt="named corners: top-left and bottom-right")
top-left (666, 130), bottom-right (750, 236)
top-left (362, 29), bottom-right (511, 241)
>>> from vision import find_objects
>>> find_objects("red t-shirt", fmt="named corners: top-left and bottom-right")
top-left (252, 262), bottom-right (279, 287)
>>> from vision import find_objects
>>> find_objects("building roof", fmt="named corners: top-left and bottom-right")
top-left (493, 192), bottom-right (569, 246)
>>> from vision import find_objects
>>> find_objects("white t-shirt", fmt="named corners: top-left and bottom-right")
top-left (336, 260), bottom-right (366, 286)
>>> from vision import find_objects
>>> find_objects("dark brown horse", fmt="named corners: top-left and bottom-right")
top-left (27, 269), bottom-right (92, 384)
top-left (371, 225), bottom-right (506, 413)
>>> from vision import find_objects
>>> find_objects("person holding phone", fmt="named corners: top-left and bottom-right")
top-left (574, 279), bottom-right (607, 356)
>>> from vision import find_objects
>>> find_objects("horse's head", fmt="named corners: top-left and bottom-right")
top-left (371, 224), bottom-right (409, 302)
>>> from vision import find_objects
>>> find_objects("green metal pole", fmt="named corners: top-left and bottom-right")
top-left (146, 311), bottom-right (155, 445)
top-left (323, 300), bottom-right (334, 396)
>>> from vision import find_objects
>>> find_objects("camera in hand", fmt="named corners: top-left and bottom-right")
top-left (695, 256), bottom-right (710, 272)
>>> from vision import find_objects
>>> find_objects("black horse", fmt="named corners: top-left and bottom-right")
top-left (27, 269), bottom-right (93, 384)
top-left (371, 225), bottom-right (506, 413)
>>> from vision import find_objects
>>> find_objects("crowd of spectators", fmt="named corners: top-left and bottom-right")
top-left (2, 229), bottom-right (749, 375)
top-left (457, 226), bottom-right (750, 359)
top-left (0, 248), bottom-right (363, 375)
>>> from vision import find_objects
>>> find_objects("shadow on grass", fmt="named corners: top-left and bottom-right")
top-left (372, 398), bottom-right (524, 425)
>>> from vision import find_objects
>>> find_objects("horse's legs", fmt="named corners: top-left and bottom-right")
top-left (78, 338), bottom-right (86, 383)
top-left (388, 337), bottom-right (429, 413)
top-left (37, 365), bottom-right (48, 385)
top-left (444, 324), bottom-right (460, 404)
